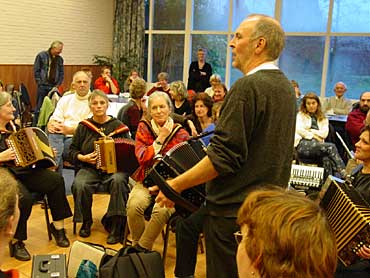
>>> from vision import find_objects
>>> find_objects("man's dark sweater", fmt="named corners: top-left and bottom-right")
top-left (206, 70), bottom-right (296, 216)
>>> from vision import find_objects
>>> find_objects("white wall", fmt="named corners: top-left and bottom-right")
top-left (0, 0), bottom-right (114, 64)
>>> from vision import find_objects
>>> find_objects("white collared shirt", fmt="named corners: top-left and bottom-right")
top-left (246, 61), bottom-right (279, 76)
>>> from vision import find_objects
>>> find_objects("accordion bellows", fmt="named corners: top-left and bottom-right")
top-left (6, 127), bottom-right (56, 168)
top-left (320, 176), bottom-right (370, 266)
top-left (94, 137), bottom-right (139, 175)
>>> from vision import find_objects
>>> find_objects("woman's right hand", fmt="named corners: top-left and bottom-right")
top-left (0, 148), bottom-right (16, 162)
top-left (78, 151), bottom-right (97, 165)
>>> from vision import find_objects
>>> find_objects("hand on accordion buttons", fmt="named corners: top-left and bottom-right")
top-left (0, 148), bottom-right (16, 162)
top-left (155, 190), bottom-right (175, 209)
top-left (80, 151), bottom-right (97, 165)
top-left (357, 245), bottom-right (370, 260)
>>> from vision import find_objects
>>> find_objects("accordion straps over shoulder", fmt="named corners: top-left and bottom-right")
top-left (139, 119), bottom-right (183, 150)
top-left (80, 119), bottom-right (129, 138)
top-left (80, 120), bottom-right (105, 136)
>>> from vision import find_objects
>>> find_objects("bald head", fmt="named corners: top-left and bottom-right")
top-left (333, 82), bottom-right (347, 98)
top-left (246, 14), bottom-right (285, 60)
top-left (360, 92), bottom-right (370, 113)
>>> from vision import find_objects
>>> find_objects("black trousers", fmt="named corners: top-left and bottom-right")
top-left (9, 167), bottom-right (72, 241)
top-left (175, 205), bottom-right (239, 278)
top-left (175, 205), bottom-right (206, 277)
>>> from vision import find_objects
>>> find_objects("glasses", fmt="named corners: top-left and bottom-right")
top-left (234, 231), bottom-right (243, 245)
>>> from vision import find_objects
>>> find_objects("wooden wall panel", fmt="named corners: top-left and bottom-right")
top-left (0, 65), bottom-right (102, 107)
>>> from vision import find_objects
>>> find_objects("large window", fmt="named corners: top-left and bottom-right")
top-left (145, 0), bottom-right (370, 99)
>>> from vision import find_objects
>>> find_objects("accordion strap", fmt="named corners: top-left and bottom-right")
top-left (140, 118), bottom-right (183, 151)
top-left (81, 119), bottom-right (129, 138)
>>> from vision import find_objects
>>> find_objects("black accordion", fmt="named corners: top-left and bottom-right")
top-left (143, 139), bottom-right (207, 216)
top-left (319, 176), bottom-right (370, 266)
top-left (6, 127), bottom-right (56, 168)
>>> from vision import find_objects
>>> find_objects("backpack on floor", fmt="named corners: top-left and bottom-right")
top-left (99, 246), bottom-right (164, 278)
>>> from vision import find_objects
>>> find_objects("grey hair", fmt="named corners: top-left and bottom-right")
top-left (50, 40), bottom-right (63, 49)
top-left (334, 81), bottom-right (347, 90)
top-left (247, 14), bottom-right (285, 60)
top-left (0, 92), bottom-right (12, 107)
top-left (88, 90), bottom-right (109, 107)
top-left (72, 71), bottom-right (91, 83)
top-left (148, 91), bottom-right (173, 113)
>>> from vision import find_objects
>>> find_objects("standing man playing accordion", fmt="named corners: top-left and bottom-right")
top-left (335, 125), bottom-right (370, 277)
top-left (69, 90), bottom-right (131, 244)
top-left (0, 92), bottom-right (72, 261)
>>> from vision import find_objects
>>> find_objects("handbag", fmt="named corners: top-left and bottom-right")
top-left (99, 246), bottom-right (164, 278)
top-left (67, 241), bottom-right (117, 278)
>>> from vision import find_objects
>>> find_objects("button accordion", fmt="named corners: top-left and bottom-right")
top-left (6, 127), bottom-right (56, 168)
top-left (319, 176), bottom-right (370, 266)
top-left (143, 140), bottom-right (207, 216)
top-left (288, 164), bottom-right (325, 190)
top-left (94, 137), bottom-right (139, 175)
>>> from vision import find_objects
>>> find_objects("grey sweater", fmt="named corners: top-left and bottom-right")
top-left (206, 70), bottom-right (296, 216)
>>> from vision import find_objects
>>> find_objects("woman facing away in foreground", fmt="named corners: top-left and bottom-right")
top-left (0, 168), bottom-right (20, 278)
top-left (236, 186), bottom-right (337, 278)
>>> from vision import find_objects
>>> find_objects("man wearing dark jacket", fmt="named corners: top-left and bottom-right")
top-left (155, 14), bottom-right (296, 278)
top-left (33, 41), bottom-right (64, 125)
top-left (346, 92), bottom-right (370, 147)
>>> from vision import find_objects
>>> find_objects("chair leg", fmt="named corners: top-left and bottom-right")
top-left (198, 234), bottom-right (204, 254)
top-left (162, 221), bottom-right (171, 267)
top-left (122, 220), bottom-right (131, 247)
top-left (73, 221), bottom-right (77, 235)
top-left (43, 197), bottom-right (52, 241)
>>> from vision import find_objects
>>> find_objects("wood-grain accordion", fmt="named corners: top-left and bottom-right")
top-left (6, 127), bottom-right (56, 168)
top-left (143, 139), bottom-right (207, 216)
top-left (94, 137), bottom-right (139, 175)
top-left (319, 176), bottom-right (370, 266)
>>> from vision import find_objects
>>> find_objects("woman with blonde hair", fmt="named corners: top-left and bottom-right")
top-left (236, 186), bottom-right (337, 278)
top-left (169, 81), bottom-right (191, 116)
top-left (295, 92), bottom-right (345, 177)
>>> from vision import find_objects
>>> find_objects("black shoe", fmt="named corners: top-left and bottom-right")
top-left (79, 222), bottom-right (92, 238)
top-left (50, 223), bottom-right (70, 247)
top-left (106, 216), bottom-right (122, 245)
top-left (9, 240), bottom-right (31, 261)
top-left (134, 244), bottom-right (149, 253)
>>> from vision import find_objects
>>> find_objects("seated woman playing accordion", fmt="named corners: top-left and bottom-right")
top-left (295, 92), bottom-right (345, 178)
top-left (0, 92), bottom-right (72, 261)
top-left (127, 91), bottom-right (189, 251)
top-left (69, 90), bottom-right (131, 244)
top-left (335, 125), bottom-right (370, 277)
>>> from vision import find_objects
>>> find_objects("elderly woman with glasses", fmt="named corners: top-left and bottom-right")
top-left (127, 91), bottom-right (189, 251)
top-left (236, 187), bottom-right (337, 278)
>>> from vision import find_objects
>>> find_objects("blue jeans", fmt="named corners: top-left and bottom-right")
top-left (33, 84), bottom-right (54, 126)
top-left (48, 133), bottom-right (72, 174)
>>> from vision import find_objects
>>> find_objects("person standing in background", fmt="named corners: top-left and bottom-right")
top-left (33, 41), bottom-right (64, 126)
top-left (187, 48), bottom-right (213, 93)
